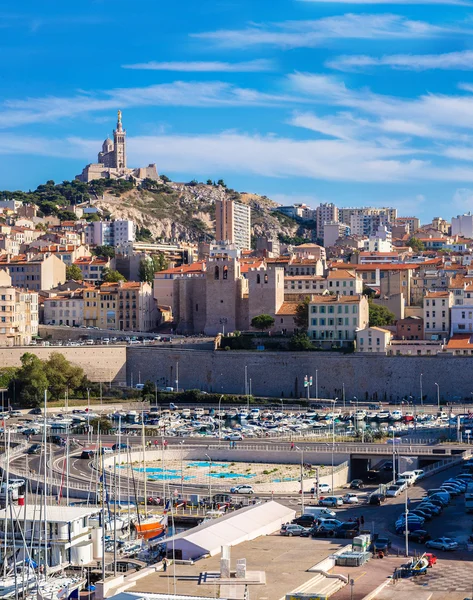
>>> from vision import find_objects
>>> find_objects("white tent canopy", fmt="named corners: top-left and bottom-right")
top-left (165, 500), bottom-right (295, 561)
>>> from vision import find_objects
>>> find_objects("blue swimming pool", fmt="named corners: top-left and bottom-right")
top-left (187, 461), bottom-right (229, 468)
top-left (209, 472), bottom-right (256, 479)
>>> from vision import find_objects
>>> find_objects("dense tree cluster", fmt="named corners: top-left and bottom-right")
top-left (8, 353), bottom-right (90, 406)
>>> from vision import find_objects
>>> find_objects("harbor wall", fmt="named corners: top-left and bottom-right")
top-left (127, 347), bottom-right (473, 403)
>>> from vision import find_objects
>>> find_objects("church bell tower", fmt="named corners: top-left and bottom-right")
top-left (113, 109), bottom-right (127, 169)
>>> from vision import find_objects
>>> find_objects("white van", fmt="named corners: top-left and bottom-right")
top-left (303, 506), bottom-right (336, 519)
top-left (413, 469), bottom-right (425, 480)
top-left (399, 471), bottom-right (417, 486)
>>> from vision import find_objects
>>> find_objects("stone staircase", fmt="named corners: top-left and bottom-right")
top-left (287, 571), bottom-right (347, 600)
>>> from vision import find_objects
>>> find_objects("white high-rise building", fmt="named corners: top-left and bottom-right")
top-left (316, 203), bottom-right (338, 240)
top-left (451, 214), bottom-right (473, 239)
top-left (215, 198), bottom-right (251, 250)
top-left (85, 220), bottom-right (135, 247)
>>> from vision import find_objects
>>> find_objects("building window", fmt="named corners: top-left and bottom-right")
top-left (311, 318), bottom-right (317, 326)
top-left (264, 274), bottom-right (268, 284)
top-left (257, 274), bottom-right (260, 284)
top-left (223, 266), bottom-right (228, 280)
top-left (195, 303), bottom-right (198, 312)
top-left (215, 266), bottom-right (219, 280)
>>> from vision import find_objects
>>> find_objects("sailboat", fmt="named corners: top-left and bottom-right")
top-left (134, 418), bottom-right (167, 537)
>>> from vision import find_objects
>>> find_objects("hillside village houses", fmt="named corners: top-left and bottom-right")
top-left (6, 113), bottom-right (473, 351)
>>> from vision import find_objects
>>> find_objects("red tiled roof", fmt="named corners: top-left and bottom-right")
top-left (446, 334), bottom-right (473, 349)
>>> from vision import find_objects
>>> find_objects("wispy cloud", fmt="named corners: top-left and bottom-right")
top-left (193, 14), bottom-right (457, 48)
top-left (0, 81), bottom-right (297, 129)
top-left (328, 50), bottom-right (473, 71)
top-left (5, 130), bottom-right (473, 184)
top-left (122, 59), bottom-right (274, 72)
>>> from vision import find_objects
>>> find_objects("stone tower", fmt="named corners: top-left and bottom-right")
top-left (113, 109), bottom-right (127, 169)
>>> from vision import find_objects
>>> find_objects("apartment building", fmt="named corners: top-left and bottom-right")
top-left (74, 256), bottom-right (110, 282)
top-left (396, 316), bottom-right (424, 340)
top-left (0, 253), bottom-right (66, 291)
top-left (356, 326), bottom-right (392, 353)
top-left (363, 226), bottom-right (393, 252)
top-left (323, 221), bottom-right (350, 248)
top-left (284, 269), bottom-right (362, 297)
top-left (423, 291), bottom-right (452, 340)
top-left (44, 288), bottom-right (87, 327)
top-left (0, 270), bottom-right (38, 346)
top-left (307, 294), bottom-right (369, 346)
top-left (395, 217), bottom-right (420, 234)
top-left (215, 198), bottom-right (251, 250)
top-left (315, 203), bottom-right (338, 239)
top-left (85, 220), bottom-right (135, 246)
top-left (83, 281), bottom-right (157, 331)
top-left (338, 207), bottom-right (397, 234)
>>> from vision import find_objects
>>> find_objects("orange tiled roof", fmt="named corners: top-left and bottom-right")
top-left (326, 269), bottom-right (357, 279)
top-left (310, 294), bottom-right (363, 304)
top-left (446, 334), bottom-right (473, 349)
top-left (276, 302), bottom-right (299, 316)
top-left (424, 291), bottom-right (451, 298)
top-left (157, 261), bottom-right (206, 276)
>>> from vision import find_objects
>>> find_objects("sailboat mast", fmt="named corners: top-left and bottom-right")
top-left (3, 430), bottom-right (10, 577)
top-left (43, 390), bottom-right (48, 578)
top-left (142, 415), bottom-right (147, 518)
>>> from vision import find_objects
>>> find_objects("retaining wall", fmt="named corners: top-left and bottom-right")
top-left (127, 347), bottom-right (473, 402)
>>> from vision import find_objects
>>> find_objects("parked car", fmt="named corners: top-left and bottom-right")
top-left (373, 537), bottom-right (392, 554)
top-left (342, 493), bottom-right (359, 504)
top-left (349, 479), bottom-right (364, 489)
top-left (395, 521), bottom-right (425, 534)
top-left (418, 502), bottom-right (442, 515)
top-left (334, 522), bottom-right (360, 539)
top-left (410, 508), bottom-right (433, 521)
top-left (369, 493), bottom-right (386, 506)
top-left (293, 514), bottom-right (316, 527)
top-left (225, 433), bottom-right (243, 441)
top-left (319, 496), bottom-right (343, 507)
top-left (317, 518), bottom-right (343, 533)
top-left (280, 524), bottom-right (308, 537)
top-left (395, 479), bottom-right (408, 491)
top-left (28, 408), bottom-right (42, 415)
top-left (413, 469), bottom-right (425, 480)
top-left (406, 530), bottom-right (432, 544)
top-left (230, 484), bottom-right (254, 494)
top-left (26, 444), bottom-right (41, 455)
top-left (386, 485), bottom-right (402, 497)
top-left (318, 483), bottom-right (332, 494)
top-left (425, 537), bottom-right (459, 551)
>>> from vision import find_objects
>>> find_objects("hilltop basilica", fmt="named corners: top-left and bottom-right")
top-left (76, 110), bottom-right (159, 183)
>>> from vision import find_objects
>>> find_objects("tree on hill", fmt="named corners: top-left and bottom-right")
top-left (139, 253), bottom-right (169, 284)
top-left (66, 264), bottom-right (83, 280)
top-left (294, 296), bottom-right (310, 330)
top-left (102, 268), bottom-right (126, 283)
top-left (369, 302), bottom-right (396, 327)
top-left (251, 314), bottom-right (275, 332)
top-left (407, 237), bottom-right (425, 252)
top-left (288, 333), bottom-right (314, 351)
top-left (92, 246), bottom-right (115, 259)
top-left (44, 353), bottom-right (85, 400)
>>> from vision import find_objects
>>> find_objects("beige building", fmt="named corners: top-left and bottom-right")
top-left (215, 198), bottom-right (251, 250)
top-left (74, 256), bottom-right (110, 282)
top-left (0, 270), bottom-right (38, 346)
top-left (0, 254), bottom-right (66, 291)
top-left (356, 326), bottom-right (392, 353)
top-left (284, 269), bottom-right (362, 297)
top-left (308, 294), bottom-right (369, 347)
top-left (83, 281), bottom-right (157, 331)
top-left (44, 289), bottom-right (87, 327)
top-left (423, 291), bottom-right (453, 340)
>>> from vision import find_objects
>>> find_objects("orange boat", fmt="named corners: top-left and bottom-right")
top-left (135, 514), bottom-right (167, 536)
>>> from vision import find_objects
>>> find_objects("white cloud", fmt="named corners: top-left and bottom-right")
top-left (0, 81), bottom-right (297, 130)
top-left (328, 50), bottom-right (473, 71)
top-left (121, 59), bottom-right (274, 72)
top-left (193, 14), bottom-right (449, 49)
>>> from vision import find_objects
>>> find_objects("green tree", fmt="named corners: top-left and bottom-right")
top-left (141, 380), bottom-right (155, 399)
top-left (152, 253), bottom-right (168, 273)
top-left (206, 179), bottom-right (213, 185)
top-left (10, 353), bottom-right (48, 407)
top-left (217, 179), bottom-right (226, 188)
top-left (138, 258), bottom-right (154, 284)
top-left (102, 268), bottom-right (126, 283)
top-left (294, 296), bottom-right (310, 330)
top-left (160, 174), bottom-right (171, 183)
top-left (66, 264), bottom-right (83, 280)
top-left (288, 333), bottom-right (314, 351)
top-left (92, 245), bottom-right (115, 259)
top-left (88, 416), bottom-right (113, 433)
top-left (406, 237), bottom-right (425, 252)
top-left (251, 314), bottom-right (275, 332)
top-left (369, 302), bottom-right (396, 327)
top-left (44, 353), bottom-right (85, 400)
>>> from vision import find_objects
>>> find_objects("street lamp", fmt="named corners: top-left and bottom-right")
top-left (420, 373), bottom-right (423, 408)
top-left (435, 382), bottom-right (440, 411)
top-left (218, 394), bottom-right (224, 445)
top-left (315, 370), bottom-right (318, 400)
top-left (295, 446), bottom-right (305, 514)
top-left (180, 441), bottom-right (185, 498)
top-left (205, 453), bottom-right (212, 503)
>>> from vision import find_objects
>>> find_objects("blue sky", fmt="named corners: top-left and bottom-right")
top-left (4, 1), bottom-right (473, 220)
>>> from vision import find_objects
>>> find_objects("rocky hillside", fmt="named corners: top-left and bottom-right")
top-left (93, 178), bottom-right (314, 244)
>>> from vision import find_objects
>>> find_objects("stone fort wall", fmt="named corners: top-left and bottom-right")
top-left (127, 347), bottom-right (473, 403)
top-left (0, 346), bottom-right (127, 384)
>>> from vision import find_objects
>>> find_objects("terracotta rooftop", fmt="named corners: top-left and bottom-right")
top-left (424, 291), bottom-right (451, 298)
top-left (157, 261), bottom-right (206, 276)
top-left (325, 269), bottom-right (357, 279)
top-left (276, 302), bottom-right (299, 316)
top-left (446, 334), bottom-right (473, 349)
